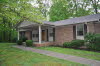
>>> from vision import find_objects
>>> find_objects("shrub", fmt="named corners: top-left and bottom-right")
top-left (63, 42), bottom-right (72, 48)
top-left (94, 36), bottom-right (100, 44)
top-left (84, 33), bottom-right (96, 43)
top-left (12, 37), bottom-right (18, 42)
top-left (22, 37), bottom-right (28, 42)
top-left (71, 40), bottom-right (84, 48)
top-left (17, 40), bottom-right (23, 45)
top-left (63, 40), bottom-right (84, 48)
top-left (85, 33), bottom-right (100, 51)
top-left (26, 40), bottom-right (33, 46)
top-left (86, 43), bottom-right (100, 51)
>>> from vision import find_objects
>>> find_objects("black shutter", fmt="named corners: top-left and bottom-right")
top-left (53, 28), bottom-right (55, 41)
top-left (84, 24), bottom-right (87, 35)
top-left (73, 25), bottom-right (76, 39)
top-left (47, 29), bottom-right (48, 41)
top-left (30, 31), bottom-right (32, 40)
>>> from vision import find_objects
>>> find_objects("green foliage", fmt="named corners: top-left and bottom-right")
top-left (50, 0), bottom-right (92, 21)
top-left (86, 43), bottom-right (100, 51)
top-left (17, 40), bottom-right (23, 45)
top-left (50, 0), bottom-right (71, 21)
top-left (0, 0), bottom-right (45, 42)
top-left (85, 33), bottom-right (100, 51)
top-left (63, 42), bottom-right (72, 48)
top-left (71, 40), bottom-right (84, 48)
top-left (26, 40), bottom-right (33, 46)
top-left (63, 40), bottom-right (84, 48)
top-left (21, 37), bottom-right (27, 42)
top-left (12, 37), bottom-right (18, 42)
top-left (84, 33), bottom-right (96, 43)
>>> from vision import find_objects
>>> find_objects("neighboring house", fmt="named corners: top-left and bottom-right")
top-left (16, 14), bottom-right (100, 47)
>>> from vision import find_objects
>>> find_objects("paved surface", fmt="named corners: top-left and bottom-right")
top-left (13, 45), bottom-right (100, 66)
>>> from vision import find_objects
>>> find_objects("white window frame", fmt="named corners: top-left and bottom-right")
top-left (76, 24), bottom-right (84, 40)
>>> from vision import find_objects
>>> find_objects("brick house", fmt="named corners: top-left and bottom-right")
top-left (16, 14), bottom-right (100, 47)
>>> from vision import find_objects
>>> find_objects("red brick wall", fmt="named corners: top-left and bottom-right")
top-left (55, 25), bottom-right (74, 45)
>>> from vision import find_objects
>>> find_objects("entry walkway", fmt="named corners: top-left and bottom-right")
top-left (13, 45), bottom-right (100, 66)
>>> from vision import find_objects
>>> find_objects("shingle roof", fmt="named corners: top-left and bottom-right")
top-left (42, 21), bottom-right (54, 25)
top-left (52, 13), bottom-right (100, 26)
top-left (16, 14), bottom-right (100, 28)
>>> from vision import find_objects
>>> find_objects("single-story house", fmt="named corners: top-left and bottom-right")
top-left (16, 13), bottom-right (100, 47)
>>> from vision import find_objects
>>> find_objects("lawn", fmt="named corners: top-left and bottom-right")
top-left (0, 43), bottom-right (86, 66)
top-left (36, 47), bottom-right (100, 61)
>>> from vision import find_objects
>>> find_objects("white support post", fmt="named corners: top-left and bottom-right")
top-left (39, 25), bottom-right (42, 44)
top-left (18, 30), bottom-right (19, 40)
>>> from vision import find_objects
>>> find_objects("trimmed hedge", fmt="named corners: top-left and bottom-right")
top-left (26, 40), bottom-right (33, 46)
top-left (63, 40), bottom-right (84, 48)
top-left (17, 40), bottom-right (23, 45)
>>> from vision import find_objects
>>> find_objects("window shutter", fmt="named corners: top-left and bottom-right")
top-left (47, 29), bottom-right (48, 41)
top-left (53, 28), bottom-right (55, 41)
top-left (73, 25), bottom-right (76, 39)
top-left (84, 24), bottom-right (87, 35)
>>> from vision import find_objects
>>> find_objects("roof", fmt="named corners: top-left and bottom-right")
top-left (16, 13), bottom-right (100, 28)
top-left (42, 21), bottom-right (54, 25)
top-left (53, 13), bottom-right (100, 26)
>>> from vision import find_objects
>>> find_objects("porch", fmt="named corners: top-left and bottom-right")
top-left (17, 21), bottom-right (55, 46)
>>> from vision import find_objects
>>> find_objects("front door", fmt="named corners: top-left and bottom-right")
top-left (42, 30), bottom-right (46, 41)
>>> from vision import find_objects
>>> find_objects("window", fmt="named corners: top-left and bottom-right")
top-left (33, 34), bottom-right (35, 37)
top-left (33, 34), bottom-right (38, 37)
top-left (36, 34), bottom-right (39, 37)
top-left (50, 33), bottom-right (53, 36)
top-left (19, 31), bottom-right (25, 38)
top-left (77, 24), bottom-right (84, 36)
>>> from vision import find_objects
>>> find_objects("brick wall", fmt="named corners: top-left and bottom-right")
top-left (87, 23), bottom-right (95, 33)
top-left (94, 23), bottom-right (100, 33)
top-left (87, 22), bottom-right (100, 34)
top-left (55, 25), bottom-right (74, 46)
top-left (34, 42), bottom-right (54, 47)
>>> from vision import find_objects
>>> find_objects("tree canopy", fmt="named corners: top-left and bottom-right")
top-left (49, 0), bottom-right (100, 21)
top-left (0, 0), bottom-right (45, 42)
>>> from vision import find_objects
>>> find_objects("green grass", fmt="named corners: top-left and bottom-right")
top-left (36, 47), bottom-right (100, 61)
top-left (0, 43), bottom-right (86, 66)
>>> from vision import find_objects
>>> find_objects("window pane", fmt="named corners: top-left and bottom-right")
top-left (36, 34), bottom-right (39, 37)
top-left (33, 34), bottom-right (35, 37)
top-left (77, 24), bottom-right (84, 36)
top-left (50, 33), bottom-right (53, 36)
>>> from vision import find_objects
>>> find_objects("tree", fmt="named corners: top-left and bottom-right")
top-left (90, 0), bottom-right (100, 14)
top-left (49, 0), bottom-right (73, 21)
top-left (49, 0), bottom-right (92, 21)
top-left (36, 0), bottom-right (52, 20)
top-left (0, 0), bottom-right (45, 42)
